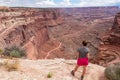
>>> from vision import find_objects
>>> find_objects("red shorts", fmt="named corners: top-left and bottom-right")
top-left (77, 58), bottom-right (89, 66)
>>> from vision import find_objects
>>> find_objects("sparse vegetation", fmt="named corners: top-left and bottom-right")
top-left (47, 72), bottom-right (53, 78)
top-left (3, 45), bottom-right (26, 58)
top-left (3, 59), bottom-right (20, 71)
top-left (0, 48), bottom-right (3, 55)
top-left (105, 63), bottom-right (120, 80)
top-left (10, 50), bottom-right (21, 58)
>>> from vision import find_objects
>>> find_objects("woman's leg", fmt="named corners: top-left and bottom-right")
top-left (73, 64), bottom-right (79, 73)
top-left (71, 64), bottom-right (79, 76)
top-left (81, 66), bottom-right (87, 80)
top-left (82, 66), bottom-right (87, 76)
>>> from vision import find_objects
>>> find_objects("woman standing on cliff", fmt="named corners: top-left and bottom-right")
top-left (71, 41), bottom-right (90, 80)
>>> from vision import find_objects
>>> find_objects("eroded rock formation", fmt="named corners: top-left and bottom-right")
top-left (108, 13), bottom-right (120, 45)
top-left (91, 13), bottom-right (120, 66)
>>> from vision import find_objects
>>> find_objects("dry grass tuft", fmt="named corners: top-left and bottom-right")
top-left (3, 59), bottom-right (20, 71)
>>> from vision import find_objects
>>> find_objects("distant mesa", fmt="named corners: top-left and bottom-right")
top-left (0, 6), bottom-right (10, 11)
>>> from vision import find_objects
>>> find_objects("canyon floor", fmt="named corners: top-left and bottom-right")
top-left (0, 59), bottom-right (107, 80)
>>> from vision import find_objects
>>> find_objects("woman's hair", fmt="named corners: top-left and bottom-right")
top-left (82, 41), bottom-right (88, 46)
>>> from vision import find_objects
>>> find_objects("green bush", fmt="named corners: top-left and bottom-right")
top-left (10, 50), bottom-right (21, 58)
top-left (3, 45), bottom-right (26, 58)
top-left (105, 63), bottom-right (120, 80)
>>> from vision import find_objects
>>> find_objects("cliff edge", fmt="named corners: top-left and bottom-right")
top-left (0, 59), bottom-right (107, 80)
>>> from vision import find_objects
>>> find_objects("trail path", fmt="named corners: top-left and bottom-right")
top-left (44, 42), bottom-right (62, 59)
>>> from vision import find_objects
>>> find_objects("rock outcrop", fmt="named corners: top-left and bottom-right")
top-left (107, 13), bottom-right (120, 46)
top-left (0, 59), bottom-right (107, 80)
top-left (90, 45), bottom-right (120, 66)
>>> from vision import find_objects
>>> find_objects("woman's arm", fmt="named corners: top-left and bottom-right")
top-left (87, 53), bottom-right (90, 59)
top-left (75, 52), bottom-right (79, 59)
top-left (87, 53), bottom-right (93, 62)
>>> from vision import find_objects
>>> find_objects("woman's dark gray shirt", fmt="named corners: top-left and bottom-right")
top-left (78, 46), bottom-right (90, 58)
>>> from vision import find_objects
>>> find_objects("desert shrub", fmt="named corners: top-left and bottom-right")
top-left (47, 72), bottom-right (53, 78)
top-left (10, 50), bottom-right (21, 58)
top-left (3, 59), bottom-right (20, 71)
top-left (3, 45), bottom-right (26, 58)
top-left (105, 63), bottom-right (120, 80)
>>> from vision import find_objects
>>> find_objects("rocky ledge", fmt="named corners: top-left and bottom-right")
top-left (0, 59), bottom-right (107, 80)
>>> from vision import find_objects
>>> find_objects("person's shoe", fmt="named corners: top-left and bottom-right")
top-left (71, 70), bottom-right (75, 76)
top-left (81, 76), bottom-right (84, 80)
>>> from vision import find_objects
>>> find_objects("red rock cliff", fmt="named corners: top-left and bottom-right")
top-left (0, 8), bottom-right (64, 59)
top-left (90, 13), bottom-right (120, 66)
top-left (107, 13), bottom-right (120, 46)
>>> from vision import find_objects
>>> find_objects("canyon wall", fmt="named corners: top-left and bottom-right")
top-left (90, 13), bottom-right (120, 66)
top-left (0, 6), bottom-right (119, 61)
top-left (0, 7), bottom-right (64, 59)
